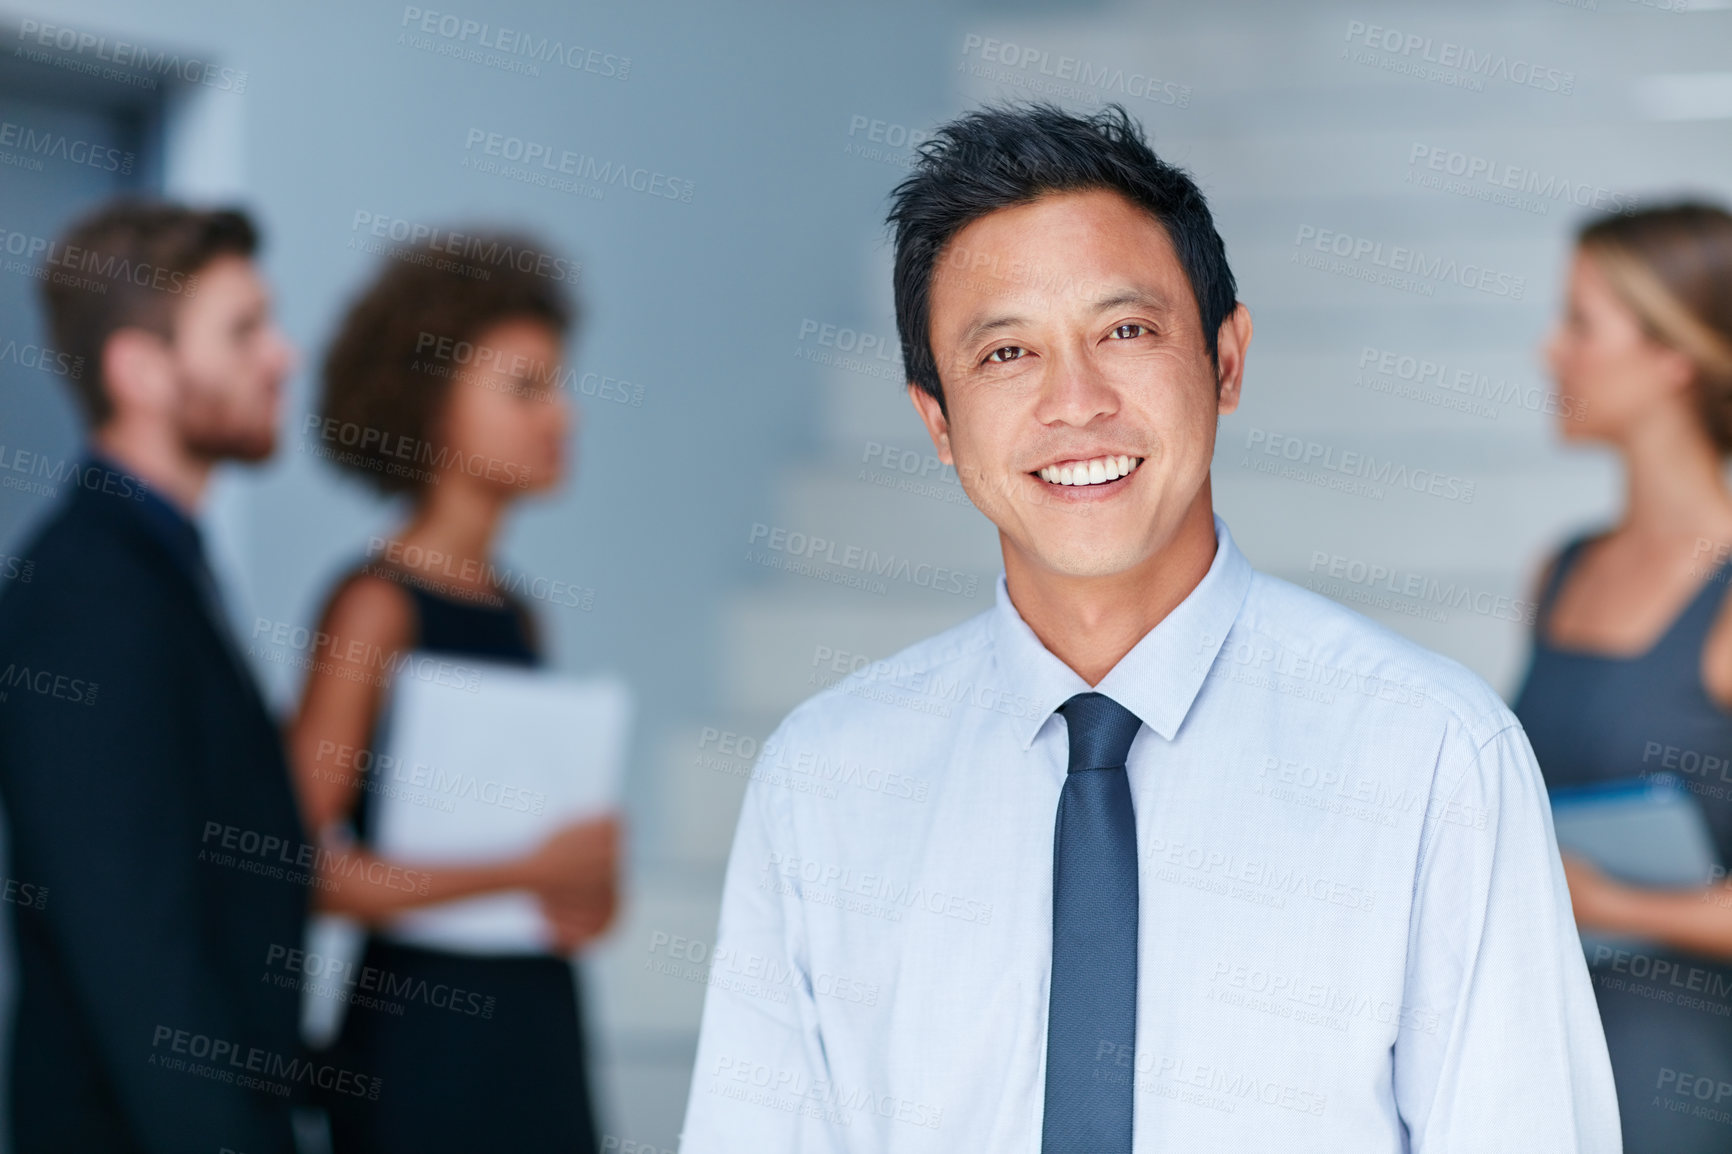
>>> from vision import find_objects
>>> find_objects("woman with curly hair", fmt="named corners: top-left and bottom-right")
top-left (294, 232), bottom-right (612, 1153)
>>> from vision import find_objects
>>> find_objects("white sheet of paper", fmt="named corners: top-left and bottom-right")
top-left (369, 657), bottom-right (632, 955)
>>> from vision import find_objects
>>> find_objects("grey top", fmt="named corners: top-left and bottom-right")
top-left (1513, 531), bottom-right (1732, 865)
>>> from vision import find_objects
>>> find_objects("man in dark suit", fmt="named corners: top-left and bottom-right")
top-left (0, 202), bottom-right (310, 1153)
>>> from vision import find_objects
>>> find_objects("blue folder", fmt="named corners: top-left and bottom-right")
top-left (1550, 773), bottom-right (1720, 955)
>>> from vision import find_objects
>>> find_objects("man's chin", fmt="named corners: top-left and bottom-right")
top-left (186, 430), bottom-right (277, 464)
top-left (1012, 537), bottom-right (1150, 581)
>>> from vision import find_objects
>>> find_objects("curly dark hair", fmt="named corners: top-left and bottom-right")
top-left (315, 230), bottom-right (577, 496)
top-left (887, 102), bottom-right (1237, 414)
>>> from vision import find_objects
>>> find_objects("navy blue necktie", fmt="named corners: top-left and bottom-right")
top-left (1042, 692), bottom-right (1143, 1153)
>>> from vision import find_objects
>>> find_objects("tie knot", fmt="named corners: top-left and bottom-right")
top-left (1057, 692), bottom-right (1143, 772)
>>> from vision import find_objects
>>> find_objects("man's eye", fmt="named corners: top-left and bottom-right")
top-left (986, 346), bottom-right (1025, 364)
top-left (1109, 324), bottom-right (1147, 340)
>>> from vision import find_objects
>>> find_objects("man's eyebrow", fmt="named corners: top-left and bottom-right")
top-left (1090, 288), bottom-right (1170, 314)
top-left (957, 313), bottom-right (1027, 349)
top-left (954, 289), bottom-right (1172, 350)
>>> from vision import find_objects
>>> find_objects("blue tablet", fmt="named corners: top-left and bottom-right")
top-left (1551, 773), bottom-right (1719, 888)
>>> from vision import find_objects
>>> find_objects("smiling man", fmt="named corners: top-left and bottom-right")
top-left (681, 104), bottom-right (1617, 1152)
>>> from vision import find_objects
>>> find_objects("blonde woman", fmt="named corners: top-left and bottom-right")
top-left (1512, 203), bottom-right (1732, 1154)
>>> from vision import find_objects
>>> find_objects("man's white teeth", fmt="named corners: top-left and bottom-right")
top-left (1038, 455), bottom-right (1139, 486)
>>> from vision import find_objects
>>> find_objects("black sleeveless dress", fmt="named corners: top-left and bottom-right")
top-left (323, 563), bottom-right (601, 1154)
top-left (1512, 533), bottom-right (1732, 1154)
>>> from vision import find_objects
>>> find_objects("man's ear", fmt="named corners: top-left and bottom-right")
top-left (908, 383), bottom-right (954, 465)
top-left (1214, 302), bottom-right (1252, 417)
top-left (101, 327), bottom-right (175, 422)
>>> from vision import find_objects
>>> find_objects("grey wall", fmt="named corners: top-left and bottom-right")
top-left (4, 0), bottom-right (1729, 1148)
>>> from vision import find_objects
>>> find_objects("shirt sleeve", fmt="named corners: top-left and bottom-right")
top-left (1392, 719), bottom-right (1621, 1152)
top-left (680, 713), bottom-right (847, 1153)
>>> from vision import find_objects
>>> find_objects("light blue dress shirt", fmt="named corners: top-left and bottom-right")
top-left (681, 514), bottom-right (1619, 1152)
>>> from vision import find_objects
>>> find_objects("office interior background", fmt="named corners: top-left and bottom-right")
top-left (1, 0), bottom-right (1727, 1148)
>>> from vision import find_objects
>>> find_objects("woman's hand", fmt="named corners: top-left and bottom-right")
top-left (539, 886), bottom-right (619, 953)
top-left (518, 815), bottom-right (622, 951)
top-left (1561, 852), bottom-right (1635, 932)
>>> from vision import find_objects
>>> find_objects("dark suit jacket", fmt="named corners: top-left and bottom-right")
top-left (0, 469), bottom-right (309, 1154)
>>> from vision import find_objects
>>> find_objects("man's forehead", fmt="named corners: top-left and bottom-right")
top-left (929, 199), bottom-right (1192, 334)
top-left (194, 252), bottom-right (260, 285)
top-left (940, 189), bottom-right (1177, 266)
top-left (197, 255), bottom-right (266, 302)
top-left (175, 255), bottom-right (267, 336)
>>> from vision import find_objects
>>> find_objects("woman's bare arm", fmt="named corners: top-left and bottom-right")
top-left (287, 573), bottom-right (542, 922)
top-left (1565, 854), bottom-right (1732, 959)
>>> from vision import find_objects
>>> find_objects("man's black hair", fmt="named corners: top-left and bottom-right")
top-left (887, 102), bottom-right (1237, 413)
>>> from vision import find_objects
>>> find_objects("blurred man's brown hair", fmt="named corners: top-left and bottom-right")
top-left (40, 199), bottom-right (258, 428)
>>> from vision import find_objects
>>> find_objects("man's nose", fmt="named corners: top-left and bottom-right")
top-left (1036, 346), bottom-right (1119, 426)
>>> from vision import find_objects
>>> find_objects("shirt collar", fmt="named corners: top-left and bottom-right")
top-left (988, 512), bottom-right (1253, 751)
